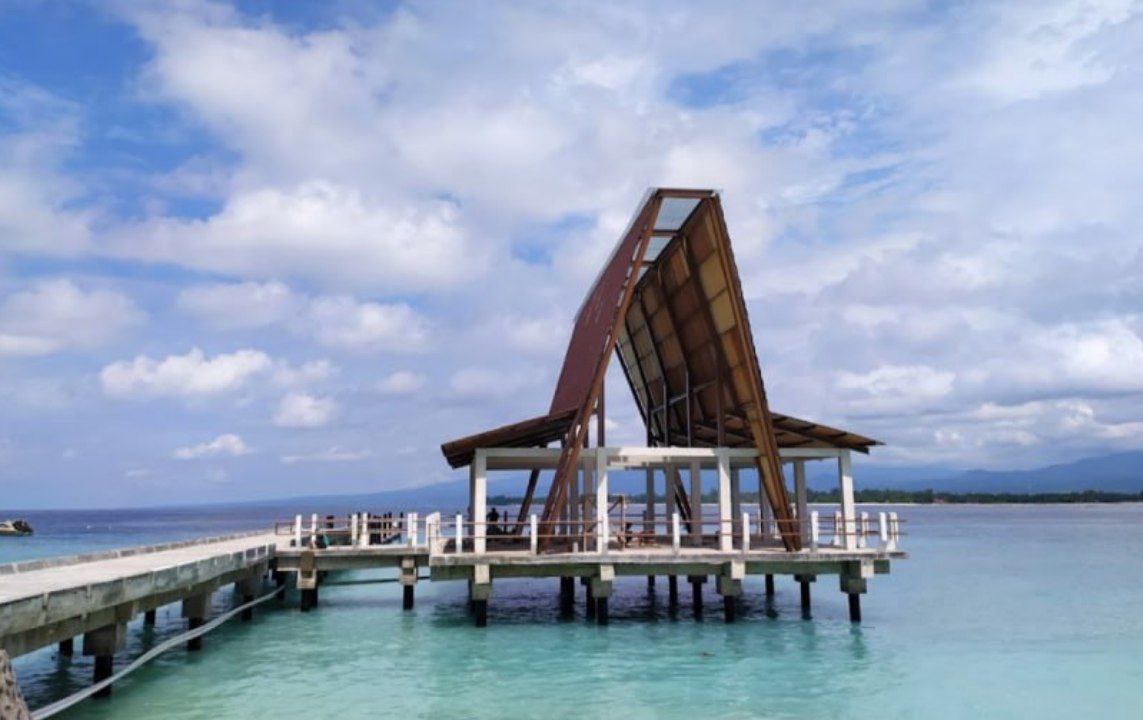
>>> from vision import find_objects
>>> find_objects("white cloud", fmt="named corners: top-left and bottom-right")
top-left (174, 433), bottom-right (252, 459)
top-left (281, 446), bottom-right (370, 464)
top-left (101, 347), bottom-right (272, 398)
top-left (177, 280), bottom-right (299, 329)
top-left (377, 370), bottom-right (426, 396)
top-left (271, 359), bottom-right (336, 389)
top-left (179, 280), bottom-right (429, 351)
top-left (114, 183), bottom-right (475, 292)
top-left (308, 295), bottom-right (428, 350)
top-left (0, 279), bottom-right (143, 356)
top-left (273, 392), bottom-right (336, 428)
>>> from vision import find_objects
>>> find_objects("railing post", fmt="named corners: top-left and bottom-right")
top-left (309, 513), bottom-right (318, 546)
top-left (888, 511), bottom-right (900, 551)
top-left (858, 511), bottom-right (869, 549)
top-left (530, 514), bottom-right (538, 555)
top-left (361, 513), bottom-right (371, 547)
top-left (455, 513), bottom-right (464, 554)
top-left (671, 512), bottom-right (680, 553)
top-left (878, 511), bottom-right (888, 549)
top-left (741, 511), bottom-right (751, 552)
top-left (294, 514), bottom-right (302, 547)
top-left (810, 511), bottom-right (820, 551)
top-left (833, 511), bottom-right (843, 548)
top-left (350, 513), bottom-right (359, 546)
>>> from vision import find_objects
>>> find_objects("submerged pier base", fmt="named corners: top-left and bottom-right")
top-left (82, 623), bottom-right (125, 699)
top-left (668, 575), bottom-right (678, 610)
top-left (796, 574), bottom-right (815, 617)
top-left (182, 594), bottom-right (210, 651)
top-left (400, 558), bottom-right (417, 611)
top-left (144, 609), bottom-right (157, 626)
top-left (57, 637), bottom-right (74, 657)
top-left (689, 576), bottom-right (706, 620)
top-left (765, 574), bottom-right (775, 597)
top-left (717, 565), bottom-right (744, 623)
top-left (590, 570), bottom-right (613, 626)
top-left (840, 561), bottom-right (870, 623)
top-left (559, 577), bottom-right (575, 616)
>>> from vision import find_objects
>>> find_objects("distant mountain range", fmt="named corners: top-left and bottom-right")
top-left (246, 450), bottom-right (1143, 512)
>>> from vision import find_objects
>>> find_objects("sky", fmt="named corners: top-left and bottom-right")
top-left (1, 0), bottom-right (1141, 508)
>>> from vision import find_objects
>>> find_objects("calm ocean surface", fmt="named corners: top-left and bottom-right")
top-left (4, 504), bottom-right (1142, 719)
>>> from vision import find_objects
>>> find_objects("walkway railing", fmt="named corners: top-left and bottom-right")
top-left (426, 509), bottom-right (903, 557)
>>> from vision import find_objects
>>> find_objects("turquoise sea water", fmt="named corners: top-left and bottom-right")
top-left (6, 504), bottom-right (1143, 719)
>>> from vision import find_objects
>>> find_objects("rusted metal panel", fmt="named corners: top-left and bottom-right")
top-left (549, 194), bottom-right (659, 415)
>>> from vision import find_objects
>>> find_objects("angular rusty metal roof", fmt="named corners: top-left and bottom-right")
top-left (440, 188), bottom-right (882, 551)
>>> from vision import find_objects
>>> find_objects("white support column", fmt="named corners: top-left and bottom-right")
top-left (878, 511), bottom-right (889, 549)
top-left (644, 467), bottom-right (655, 539)
top-left (741, 511), bottom-right (751, 552)
top-left (596, 448), bottom-right (609, 554)
top-left (350, 513), bottom-right (359, 546)
top-left (473, 449), bottom-right (487, 555)
top-left (810, 511), bottom-right (820, 550)
top-left (689, 460), bottom-right (702, 547)
top-left (309, 513), bottom-right (318, 546)
top-left (455, 513), bottom-right (464, 554)
top-left (730, 467), bottom-right (742, 541)
top-left (293, 514), bottom-right (302, 547)
top-left (664, 464), bottom-right (676, 536)
top-left (888, 511), bottom-right (900, 551)
top-left (717, 451), bottom-right (732, 552)
top-left (794, 460), bottom-right (809, 546)
top-left (530, 514), bottom-right (539, 554)
top-left (408, 512), bottom-right (419, 548)
top-left (838, 450), bottom-right (857, 550)
top-left (858, 511), bottom-right (869, 549)
top-left (671, 512), bottom-right (681, 552)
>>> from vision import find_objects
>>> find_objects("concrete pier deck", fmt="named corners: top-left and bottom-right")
top-left (0, 532), bottom-right (276, 657)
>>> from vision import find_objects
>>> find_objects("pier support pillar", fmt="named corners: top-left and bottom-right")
top-left (584, 578), bottom-right (595, 620)
top-left (272, 570), bottom-right (287, 600)
top-left (590, 568), bottom-right (614, 626)
top-left (646, 576), bottom-right (655, 591)
top-left (764, 574), bottom-right (775, 597)
top-left (717, 579), bottom-right (742, 623)
top-left (559, 577), bottom-right (575, 617)
top-left (471, 564), bottom-right (492, 627)
top-left (795, 574), bottom-right (815, 617)
top-left (82, 623), bottom-right (125, 699)
top-left (93, 656), bottom-right (114, 698)
top-left (144, 609), bottom-right (157, 626)
top-left (717, 563), bottom-right (744, 623)
top-left (400, 558), bottom-right (418, 611)
top-left (237, 574), bottom-right (260, 621)
top-left (689, 576), bottom-right (707, 620)
top-left (668, 575), bottom-right (679, 610)
top-left (840, 562), bottom-right (869, 623)
top-left (58, 637), bottom-right (74, 657)
top-left (297, 550), bottom-right (318, 611)
top-left (182, 593), bottom-right (211, 651)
